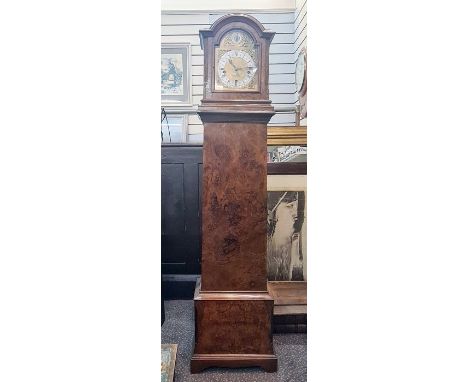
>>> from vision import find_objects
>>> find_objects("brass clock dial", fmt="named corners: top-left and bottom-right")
top-left (215, 29), bottom-right (259, 91)
top-left (217, 50), bottom-right (257, 89)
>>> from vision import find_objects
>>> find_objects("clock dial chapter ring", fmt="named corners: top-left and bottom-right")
top-left (217, 50), bottom-right (258, 89)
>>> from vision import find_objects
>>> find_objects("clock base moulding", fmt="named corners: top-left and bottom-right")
top-left (190, 280), bottom-right (277, 374)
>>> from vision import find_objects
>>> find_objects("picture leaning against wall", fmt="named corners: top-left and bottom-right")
top-left (267, 175), bottom-right (307, 281)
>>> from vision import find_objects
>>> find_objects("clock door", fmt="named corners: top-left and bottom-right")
top-left (214, 29), bottom-right (259, 92)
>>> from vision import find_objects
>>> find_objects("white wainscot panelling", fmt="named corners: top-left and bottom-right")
top-left (270, 53), bottom-right (294, 64)
top-left (192, 85), bottom-right (203, 96)
top-left (192, 95), bottom-right (203, 105)
top-left (272, 33), bottom-right (295, 44)
top-left (161, 13), bottom-right (210, 25)
top-left (295, 38), bottom-right (307, 63)
top-left (264, 23), bottom-right (295, 33)
top-left (295, 6), bottom-right (307, 34)
top-left (188, 114), bottom-right (202, 125)
top-left (270, 73), bottom-right (295, 83)
top-left (188, 124), bottom-right (204, 135)
top-left (269, 63), bottom-right (295, 74)
top-left (294, 1), bottom-right (307, 52)
top-left (295, 0), bottom-right (307, 25)
top-left (191, 66), bottom-right (204, 76)
top-left (191, 55), bottom-right (204, 65)
top-left (162, 25), bottom-right (209, 36)
top-left (270, 83), bottom-right (296, 94)
top-left (294, 25), bottom-right (307, 55)
top-left (161, 35), bottom-right (200, 45)
top-left (272, 103), bottom-right (294, 109)
top-left (187, 134), bottom-right (203, 143)
top-left (191, 46), bottom-right (203, 56)
top-left (294, 0), bottom-right (307, 123)
top-left (208, 12), bottom-right (295, 25)
top-left (270, 44), bottom-right (294, 55)
top-left (269, 113), bottom-right (296, 125)
top-left (192, 76), bottom-right (204, 86)
top-left (271, 93), bottom-right (296, 104)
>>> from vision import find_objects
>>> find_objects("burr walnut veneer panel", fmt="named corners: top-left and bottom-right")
top-left (201, 122), bottom-right (268, 292)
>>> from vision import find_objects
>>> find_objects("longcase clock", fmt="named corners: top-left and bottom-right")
top-left (190, 14), bottom-right (278, 373)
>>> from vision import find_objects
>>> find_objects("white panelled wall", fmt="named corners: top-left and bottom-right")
top-left (295, 0), bottom-right (307, 126)
top-left (161, 4), bottom-right (307, 142)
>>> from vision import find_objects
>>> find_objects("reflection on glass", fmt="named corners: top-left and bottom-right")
top-left (161, 115), bottom-right (187, 143)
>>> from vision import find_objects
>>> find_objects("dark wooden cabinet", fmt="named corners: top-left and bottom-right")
top-left (161, 144), bottom-right (202, 298)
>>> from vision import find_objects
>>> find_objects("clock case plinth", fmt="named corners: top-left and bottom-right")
top-left (191, 279), bottom-right (277, 373)
top-left (190, 15), bottom-right (277, 374)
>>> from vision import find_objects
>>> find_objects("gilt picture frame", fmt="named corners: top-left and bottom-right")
top-left (267, 126), bottom-right (307, 146)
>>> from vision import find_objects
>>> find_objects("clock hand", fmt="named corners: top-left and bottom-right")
top-left (228, 59), bottom-right (239, 71)
top-left (240, 64), bottom-right (255, 70)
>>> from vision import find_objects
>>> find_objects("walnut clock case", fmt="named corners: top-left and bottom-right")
top-left (190, 15), bottom-right (278, 373)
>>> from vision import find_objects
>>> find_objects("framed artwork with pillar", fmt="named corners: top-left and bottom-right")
top-left (190, 14), bottom-right (278, 373)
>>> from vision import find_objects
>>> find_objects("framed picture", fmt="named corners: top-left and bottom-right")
top-left (267, 174), bottom-right (307, 282)
top-left (161, 114), bottom-right (188, 143)
top-left (161, 43), bottom-right (191, 106)
top-left (268, 145), bottom-right (307, 163)
top-left (267, 126), bottom-right (307, 174)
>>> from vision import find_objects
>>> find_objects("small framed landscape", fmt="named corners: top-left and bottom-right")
top-left (161, 43), bottom-right (191, 106)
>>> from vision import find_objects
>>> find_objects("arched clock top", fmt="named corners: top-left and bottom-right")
top-left (198, 14), bottom-right (276, 111)
top-left (218, 29), bottom-right (256, 50)
top-left (199, 14), bottom-right (275, 49)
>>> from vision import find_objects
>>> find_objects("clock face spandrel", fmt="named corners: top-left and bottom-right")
top-left (215, 29), bottom-right (259, 91)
